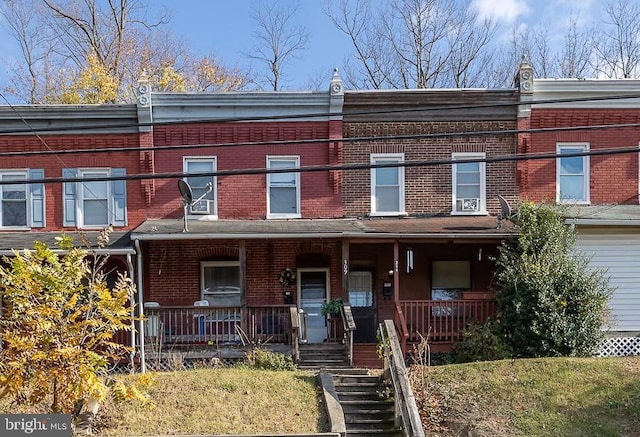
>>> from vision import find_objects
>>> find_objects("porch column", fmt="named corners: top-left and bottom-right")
top-left (393, 240), bottom-right (400, 302)
top-left (239, 240), bottom-right (247, 306)
top-left (342, 240), bottom-right (349, 301)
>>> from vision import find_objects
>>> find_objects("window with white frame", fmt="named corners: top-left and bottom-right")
top-left (0, 169), bottom-right (45, 228)
top-left (267, 156), bottom-right (300, 218)
top-left (184, 157), bottom-right (217, 216)
top-left (557, 144), bottom-right (589, 204)
top-left (201, 261), bottom-right (241, 307)
top-left (452, 152), bottom-right (486, 214)
top-left (63, 168), bottom-right (126, 228)
top-left (370, 153), bottom-right (405, 215)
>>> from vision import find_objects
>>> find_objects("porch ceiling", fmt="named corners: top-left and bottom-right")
top-left (131, 216), bottom-right (515, 240)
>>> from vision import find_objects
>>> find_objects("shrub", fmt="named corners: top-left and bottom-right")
top-left (453, 320), bottom-right (510, 363)
top-left (496, 202), bottom-right (613, 357)
top-left (245, 348), bottom-right (296, 371)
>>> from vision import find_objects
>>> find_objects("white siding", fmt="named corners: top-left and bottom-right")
top-left (576, 232), bottom-right (640, 331)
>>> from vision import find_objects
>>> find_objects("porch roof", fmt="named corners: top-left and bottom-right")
top-left (563, 205), bottom-right (640, 225)
top-left (131, 216), bottom-right (515, 241)
top-left (0, 231), bottom-right (134, 255)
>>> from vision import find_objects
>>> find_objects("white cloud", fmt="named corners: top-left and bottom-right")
top-left (471, 0), bottom-right (530, 24)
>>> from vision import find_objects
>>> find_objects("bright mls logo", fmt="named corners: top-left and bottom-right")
top-left (0, 414), bottom-right (71, 436)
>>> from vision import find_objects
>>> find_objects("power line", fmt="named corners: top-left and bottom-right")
top-left (1, 120), bottom-right (640, 158)
top-left (1, 145), bottom-right (637, 186)
top-left (0, 92), bottom-right (638, 136)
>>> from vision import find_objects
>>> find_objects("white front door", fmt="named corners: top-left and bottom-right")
top-left (298, 269), bottom-right (329, 343)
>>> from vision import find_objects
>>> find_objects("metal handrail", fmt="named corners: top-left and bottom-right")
top-left (379, 320), bottom-right (425, 437)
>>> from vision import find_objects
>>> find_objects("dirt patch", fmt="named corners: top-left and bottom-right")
top-left (410, 366), bottom-right (517, 437)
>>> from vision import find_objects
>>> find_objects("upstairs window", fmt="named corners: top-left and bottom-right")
top-left (452, 153), bottom-right (486, 215)
top-left (0, 169), bottom-right (45, 228)
top-left (63, 168), bottom-right (126, 228)
top-left (267, 156), bottom-right (300, 218)
top-left (370, 153), bottom-right (405, 215)
top-left (557, 144), bottom-right (589, 204)
top-left (184, 157), bottom-right (217, 216)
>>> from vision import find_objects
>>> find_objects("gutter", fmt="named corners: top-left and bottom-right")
top-left (565, 219), bottom-right (640, 226)
top-left (0, 248), bottom-right (136, 256)
top-left (134, 239), bottom-right (146, 373)
top-left (130, 231), bottom-right (513, 241)
top-left (125, 253), bottom-right (136, 369)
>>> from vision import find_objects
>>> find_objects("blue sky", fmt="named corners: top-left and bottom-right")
top-left (0, 0), bottom-right (601, 93)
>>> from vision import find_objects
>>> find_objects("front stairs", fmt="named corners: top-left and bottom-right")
top-left (332, 372), bottom-right (403, 437)
top-left (298, 343), bottom-right (350, 370)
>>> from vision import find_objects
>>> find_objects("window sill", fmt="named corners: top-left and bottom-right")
top-left (451, 211), bottom-right (488, 216)
top-left (557, 200), bottom-right (590, 205)
top-left (0, 226), bottom-right (31, 231)
top-left (267, 213), bottom-right (302, 220)
top-left (369, 212), bottom-right (408, 217)
top-left (188, 214), bottom-right (219, 221)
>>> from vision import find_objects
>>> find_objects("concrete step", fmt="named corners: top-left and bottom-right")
top-left (335, 391), bottom-right (390, 402)
top-left (346, 430), bottom-right (402, 437)
top-left (340, 400), bottom-right (395, 413)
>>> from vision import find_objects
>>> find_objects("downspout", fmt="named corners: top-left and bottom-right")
top-left (125, 253), bottom-right (135, 370)
top-left (134, 239), bottom-right (146, 373)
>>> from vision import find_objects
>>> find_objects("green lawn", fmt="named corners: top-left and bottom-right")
top-left (412, 356), bottom-right (640, 436)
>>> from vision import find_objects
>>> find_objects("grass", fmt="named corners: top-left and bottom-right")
top-left (4, 357), bottom-right (640, 436)
top-left (411, 356), bottom-right (640, 437)
top-left (1, 367), bottom-right (327, 436)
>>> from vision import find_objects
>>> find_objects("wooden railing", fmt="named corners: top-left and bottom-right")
top-left (341, 305), bottom-right (356, 366)
top-left (400, 299), bottom-right (497, 343)
top-left (379, 320), bottom-right (425, 437)
top-left (394, 303), bottom-right (410, 356)
top-left (290, 306), bottom-right (300, 362)
top-left (144, 305), bottom-right (294, 347)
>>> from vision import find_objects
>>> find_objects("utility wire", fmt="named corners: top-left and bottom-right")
top-left (1, 121), bottom-right (640, 158)
top-left (0, 92), bottom-right (639, 135)
top-left (0, 145), bottom-right (637, 186)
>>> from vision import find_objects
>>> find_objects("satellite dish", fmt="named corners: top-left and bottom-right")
top-left (178, 180), bottom-right (193, 204)
top-left (177, 179), bottom-right (213, 233)
top-left (496, 195), bottom-right (514, 229)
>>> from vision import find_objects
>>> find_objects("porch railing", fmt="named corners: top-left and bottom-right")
top-left (399, 299), bottom-right (497, 343)
top-left (144, 305), bottom-right (294, 347)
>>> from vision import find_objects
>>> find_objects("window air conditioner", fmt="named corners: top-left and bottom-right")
top-left (460, 198), bottom-right (480, 211)
top-left (190, 199), bottom-right (210, 214)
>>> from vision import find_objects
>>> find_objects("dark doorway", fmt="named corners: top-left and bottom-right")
top-left (348, 271), bottom-right (377, 343)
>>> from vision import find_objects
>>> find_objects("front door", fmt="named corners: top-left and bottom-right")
top-left (348, 271), bottom-right (377, 343)
top-left (298, 269), bottom-right (329, 343)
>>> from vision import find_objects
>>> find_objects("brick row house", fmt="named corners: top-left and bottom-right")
top-left (521, 64), bottom-right (640, 355)
top-left (3, 63), bottom-right (638, 367)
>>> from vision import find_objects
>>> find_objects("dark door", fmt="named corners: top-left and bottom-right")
top-left (348, 271), bottom-right (377, 343)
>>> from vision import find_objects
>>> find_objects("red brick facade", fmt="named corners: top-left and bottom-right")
top-left (143, 239), bottom-right (343, 306)
top-left (148, 121), bottom-right (343, 220)
top-left (521, 108), bottom-right (640, 204)
top-left (343, 121), bottom-right (519, 216)
top-left (0, 132), bottom-right (147, 230)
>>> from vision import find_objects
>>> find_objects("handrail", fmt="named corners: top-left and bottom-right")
top-left (340, 304), bottom-right (356, 367)
top-left (395, 303), bottom-right (410, 357)
top-left (289, 306), bottom-right (300, 363)
top-left (379, 320), bottom-right (425, 437)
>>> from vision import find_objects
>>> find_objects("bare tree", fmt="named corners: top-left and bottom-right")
top-left (0, 0), bottom-right (53, 102)
top-left (556, 13), bottom-right (595, 78)
top-left (325, 0), bottom-right (500, 89)
top-left (594, 0), bottom-right (640, 78)
top-left (245, 0), bottom-right (309, 91)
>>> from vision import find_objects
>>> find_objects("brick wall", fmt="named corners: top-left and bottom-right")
top-left (0, 133), bottom-right (147, 230)
top-left (523, 109), bottom-right (640, 204)
top-left (143, 238), bottom-right (344, 306)
top-left (150, 121), bottom-right (343, 220)
top-left (343, 121), bottom-right (519, 216)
